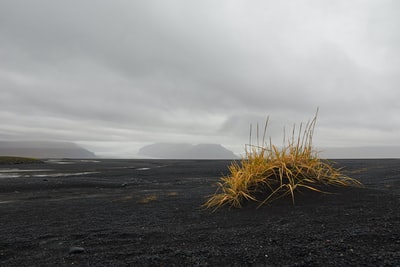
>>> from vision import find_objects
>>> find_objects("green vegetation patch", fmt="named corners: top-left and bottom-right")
top-left (0, 156), bottom-right (44, 164)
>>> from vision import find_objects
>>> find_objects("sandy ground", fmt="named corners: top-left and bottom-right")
top-left (0, 158), bottom-right (399, 266)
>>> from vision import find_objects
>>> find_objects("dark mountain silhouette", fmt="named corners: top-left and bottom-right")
top-left (138, 143), bottom-right (238, 159)
top-left (0, 141), bottom-right (96, 158)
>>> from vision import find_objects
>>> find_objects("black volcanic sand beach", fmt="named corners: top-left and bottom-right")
top-left (0, 159), bottom-right (399, 266)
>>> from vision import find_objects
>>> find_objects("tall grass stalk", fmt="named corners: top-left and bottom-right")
top-left (204, 110), bottom-right (362, 209)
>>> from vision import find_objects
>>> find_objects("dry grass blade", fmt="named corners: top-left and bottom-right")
top-left (137, 194), bottom-right (158, 204)
top-left (203, 109), bottom-right (362, 210)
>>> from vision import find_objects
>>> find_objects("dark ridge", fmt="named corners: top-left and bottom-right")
top-left (0, 156), bottom-right (44, 164)
top-left (0, 141), bottom-right (96, 158)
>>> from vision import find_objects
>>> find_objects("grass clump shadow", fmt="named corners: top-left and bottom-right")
top-left (204, 109), bottom-right (362, 210)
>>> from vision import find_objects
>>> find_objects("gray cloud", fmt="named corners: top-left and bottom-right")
top-left (1, 0), bottom-right (400, 157)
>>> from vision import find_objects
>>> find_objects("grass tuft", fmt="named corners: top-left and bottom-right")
top-left (204, 109), bottom-right (362, 209)
top-left (137, 194), bottom-right (158, 204)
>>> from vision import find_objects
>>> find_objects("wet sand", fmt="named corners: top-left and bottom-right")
top-left (0, 159), bottom-right (399, 266)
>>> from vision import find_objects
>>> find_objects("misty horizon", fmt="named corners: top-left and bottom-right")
top-left (1, 140), bottom-right (400, 159)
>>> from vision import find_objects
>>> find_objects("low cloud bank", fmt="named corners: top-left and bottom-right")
top-left (138, 143), bottom-right (238, 159)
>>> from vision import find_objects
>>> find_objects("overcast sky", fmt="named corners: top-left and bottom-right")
top-left (1, 1), bottom-right (399, 157)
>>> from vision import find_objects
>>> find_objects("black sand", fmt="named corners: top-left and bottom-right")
top-left (0, 159), bottom-right (399, 266)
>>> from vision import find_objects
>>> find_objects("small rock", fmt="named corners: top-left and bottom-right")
top-left (69, 246), bottom-right (85, 254)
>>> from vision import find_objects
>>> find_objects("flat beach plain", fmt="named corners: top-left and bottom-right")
top-left (0, 159), bottom-right (399, 266)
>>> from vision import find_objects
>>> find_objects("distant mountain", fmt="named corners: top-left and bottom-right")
top-left (0, 141), bottom-right (96, 158)
top-left (138, 143), bottom-right (238, 159)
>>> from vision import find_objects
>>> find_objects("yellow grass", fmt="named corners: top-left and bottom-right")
top-left (137, 194), bottom-right (158, 204)
top-left (204, 109), bottom-right (362, 209)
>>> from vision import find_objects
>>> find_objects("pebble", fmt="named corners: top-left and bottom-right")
top-left (69, 246), bottom-right (85, 254)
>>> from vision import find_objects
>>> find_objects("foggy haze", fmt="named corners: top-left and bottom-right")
top-left (1, 1), bottom-right (400, 157)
